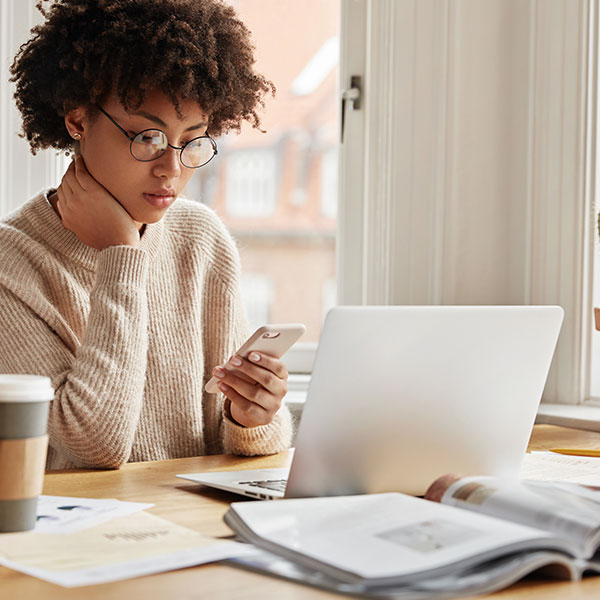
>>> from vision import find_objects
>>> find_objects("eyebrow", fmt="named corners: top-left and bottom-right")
top-left (129, 110), bottom-right (208, 133)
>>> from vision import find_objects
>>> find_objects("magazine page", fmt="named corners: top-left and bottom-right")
top-left (436, 476), bottom-right (600, 557)
top-left (224, 492), bottom-right (579, 586)
top-left (227, 547), bottom-right (579, 599)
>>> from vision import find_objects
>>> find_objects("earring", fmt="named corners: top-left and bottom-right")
top-left (72, 133), bottom-right (81, 140)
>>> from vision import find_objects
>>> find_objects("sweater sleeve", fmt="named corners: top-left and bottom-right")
top-left (0, 246), bottom-right (149, 468)
top-left (201, 272), bottom-right (293, 457)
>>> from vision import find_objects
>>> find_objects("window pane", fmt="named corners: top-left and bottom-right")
top-left (186, 0), bottom-right (339, 343)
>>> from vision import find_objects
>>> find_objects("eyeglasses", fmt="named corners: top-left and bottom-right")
top-left (96, 106), bottom-right (218, 169)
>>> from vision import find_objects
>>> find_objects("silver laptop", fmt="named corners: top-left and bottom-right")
top-left (177, 305), bottom-right (563, 499)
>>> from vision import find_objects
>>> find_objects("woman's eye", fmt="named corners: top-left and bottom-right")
top-left (141, 134), bottom-right (158, 143)
top-left (133, 131), bottom-right (165, 145)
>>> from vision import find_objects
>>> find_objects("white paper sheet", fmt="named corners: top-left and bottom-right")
top-left (0, 510), bottom-right (252, 587)
top-left (519, 452), bottom-right (600, 487)
top-left (34, 495), bottom-right (153, 533)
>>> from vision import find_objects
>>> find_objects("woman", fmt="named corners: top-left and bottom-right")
top-left (1, 0), bottom-right (292, 469)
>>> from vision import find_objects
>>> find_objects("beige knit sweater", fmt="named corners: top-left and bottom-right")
top-left (0, 191), bottom-right (292, 469)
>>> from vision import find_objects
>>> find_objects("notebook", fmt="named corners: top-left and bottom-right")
top-left (177, 305), bottom-right (564, 499)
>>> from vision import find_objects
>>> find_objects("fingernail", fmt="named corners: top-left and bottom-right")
top-left (230, 356), bottom-right (242, 367)
top-left (218, 383), bottom-right (228, 392)
top-left (249, 352), bottom-right (261, 362)
top-left (214, 367), bottom-right (225, 378)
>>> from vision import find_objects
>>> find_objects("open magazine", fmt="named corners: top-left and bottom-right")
top-left (223, 477), bottom-right (600, 599)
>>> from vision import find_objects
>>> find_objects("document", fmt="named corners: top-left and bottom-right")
top-left (0, 510), bottom-right (251, 587)
top-left (34, 495), bottom-right (153, 533)
top-left (520, 451), bottom-right (600, 486)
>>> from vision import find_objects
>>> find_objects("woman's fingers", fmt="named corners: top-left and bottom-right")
top-left (60, 161), bottom-right (77, 196)
top-left (212, 353), bottom-right (288, 428)
top-left (54, 155), bottom-right (140, 249)
top-left (219, 382), bottom-right (271, 425)
top-left (214, 367), bottom-right (277, 411)
top-left (72, 155), bottom-right (93, 191)
top-left (247, 352), bottom-right (288, 378)
top-left (55, 186), bottom-right (69, 222)
top-left (424, 474), bottom-right (463, 502)
top-left (222, 353), bottom-right (287, 395)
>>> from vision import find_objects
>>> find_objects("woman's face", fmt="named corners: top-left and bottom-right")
top-left (72, 90), bottom-right (210, 225)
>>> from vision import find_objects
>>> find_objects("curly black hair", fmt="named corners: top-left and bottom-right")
top-left (10, 0), bottom-right (275, 153)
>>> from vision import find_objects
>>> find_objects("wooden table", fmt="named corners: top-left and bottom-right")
top-left (1, 424), bottom-right (600, 599)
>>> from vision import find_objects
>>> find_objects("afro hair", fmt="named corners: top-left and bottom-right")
top-left (10, 0), bottom-right (275, 153)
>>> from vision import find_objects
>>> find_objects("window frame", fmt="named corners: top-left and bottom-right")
top-left (320, 0), bottom-right (597, 418)
top-left (283, 0), bottom-right (367, 375)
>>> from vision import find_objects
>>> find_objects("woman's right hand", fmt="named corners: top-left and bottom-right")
top-left (55, 156), bottom-right (141, 250)
top-left (424, 473), bottom-right (462, 502)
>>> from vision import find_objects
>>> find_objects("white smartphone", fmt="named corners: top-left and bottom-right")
top-left (204, 323), bottom-right (307, 393)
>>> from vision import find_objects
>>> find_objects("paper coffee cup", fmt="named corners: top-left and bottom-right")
top-left (0, 375), bottom-right (53, 532)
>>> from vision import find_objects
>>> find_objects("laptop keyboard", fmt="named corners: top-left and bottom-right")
top-left (238, 478), bottom-right (288, 493)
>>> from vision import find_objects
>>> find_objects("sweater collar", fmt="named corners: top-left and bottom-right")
top-left (25, 189), bottom-right (165, 271)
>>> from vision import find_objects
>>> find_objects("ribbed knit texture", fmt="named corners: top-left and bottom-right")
top-left (0, 191), bottom-right (292, 469)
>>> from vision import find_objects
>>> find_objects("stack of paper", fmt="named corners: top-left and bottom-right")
top-left (0, 495), bottom-right (251, 587)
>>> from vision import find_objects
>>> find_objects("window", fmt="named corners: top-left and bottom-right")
top-left (240, 273), bottom-right (273, 331)
top-left (321, 277), bottom-right (337, 324)
top-left (7, 0), bottom-right (591, 412)
top-left (187, 0), bottom-right (340, 348)
top-left (589, 0), bottom-right (600, 404)
top-left (225, 150), bottom-right (277, 218)
top-left (320, 147), bottom-right (338, 219)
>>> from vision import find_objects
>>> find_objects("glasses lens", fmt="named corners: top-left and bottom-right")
top-left (181, 137), bottom-right (217, 168)
top-left (131, 130), bottom-right (168, 161)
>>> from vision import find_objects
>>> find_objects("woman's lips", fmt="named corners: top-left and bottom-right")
top-left (143, 192), bottom-right (176, 209)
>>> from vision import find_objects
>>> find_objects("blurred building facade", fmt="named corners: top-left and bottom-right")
top-left (186, 0), bottom-right (339, 342)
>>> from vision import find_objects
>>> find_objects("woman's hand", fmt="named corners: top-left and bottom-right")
top-left (55, 156), bottom-right (141, 250)
top-left (424, 474), bottom-right (463, 503)
top-left (212, 353), bottom-right (288, 428)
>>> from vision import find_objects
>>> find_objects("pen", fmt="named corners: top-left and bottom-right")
top-left (549, 448), bottom-right (600, 458)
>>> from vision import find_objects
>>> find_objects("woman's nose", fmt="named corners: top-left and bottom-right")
top-left (152, 146), bottom-right (181, 179)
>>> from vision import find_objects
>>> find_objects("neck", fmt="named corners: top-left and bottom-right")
top-left (48, 191), bottom-right (146, 235)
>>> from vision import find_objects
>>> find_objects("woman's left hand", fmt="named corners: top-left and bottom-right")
top-left (212, 353), bottom-right (288, 428)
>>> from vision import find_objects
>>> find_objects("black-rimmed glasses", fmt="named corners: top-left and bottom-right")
top-left (96, 106), bottom-right (218, 169)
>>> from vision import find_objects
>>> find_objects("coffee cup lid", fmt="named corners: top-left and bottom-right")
top-left (0, 375), bottom-right (54, 402)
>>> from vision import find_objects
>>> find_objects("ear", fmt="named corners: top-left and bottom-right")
top-left (64, 107), bottom-right (88, 141)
